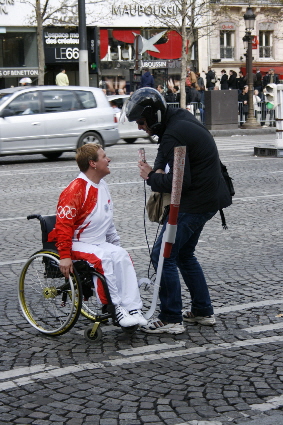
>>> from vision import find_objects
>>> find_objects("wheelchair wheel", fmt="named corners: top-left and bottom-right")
top-left (84, 325), bottom-right (103, 343)
top-left (18, 251), bottom-right (82, 336)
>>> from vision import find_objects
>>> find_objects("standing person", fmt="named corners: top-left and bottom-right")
top-left (196, 72), bottom-right (205, 104)
top-left (156, 85), bottom-right (165, 96)
top-left (48, 143), bottom-right (147, 328)
top-left (205, 66), bottom-right (216, 91)
top-left (186, 66), bottom-right (197, 88)
top-left (254, 67), bottom-right (262, 92)
top-left (172, 85), bottom-right (180, 103)
top-left (267, 68), bottom-right (279, 85)
top-left (55, 69), bottom-right (69, 86)
top-left (140, 68), bottom-right (155, 88)
top-left (220, 69), bottom-right (229, 90)
top-left (262, 71), bottom-right (269, 89)
top-left (238, 85), bottom-right (249, 126)
top-left (237, 71), bottom-right (247, 93)
top-left (253, 89), bottom-right (261, 121)
top-left (124, 88), bottom-right (232, 334)
top-left (228, 70), bottom-right (237, 90)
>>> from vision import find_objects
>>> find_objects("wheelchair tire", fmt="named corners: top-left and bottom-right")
top-left (18, 251), bottom-right (82, 336)
top-left (84, 325), bottom-right (103, 343)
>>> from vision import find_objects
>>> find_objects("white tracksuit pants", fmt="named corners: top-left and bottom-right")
top-left (72, 241), bottom-right (142, 310)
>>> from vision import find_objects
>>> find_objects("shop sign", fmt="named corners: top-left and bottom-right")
top-left (0, 68), bottom-right (39, 78)
top-left (112, 4), bottom-right (180, 17)
top-left (141, 60), bottom-right (181, 69)
top-left (44, 31), bottom-right (80, 63)
top-left (220, 22), bottom-right (235, 31)
top-left (0, 0), bottom-right (15, 16)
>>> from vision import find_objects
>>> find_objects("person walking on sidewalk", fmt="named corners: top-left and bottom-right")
top-left (55, 69), bottom-right (69, 86)
top-left (124, 88), bottom-right (232, 334)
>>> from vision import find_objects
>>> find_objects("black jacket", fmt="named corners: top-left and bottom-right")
top-left (228, 73), bottom-right (237, 89)
top-left (185, 87), bottom-right (201, 104)
top-left (220, 74), bottom-right (229, 90)
top-left (147, 108), bottom-right (232, 213)
top-left (206, 70), bottom-right (216, 89)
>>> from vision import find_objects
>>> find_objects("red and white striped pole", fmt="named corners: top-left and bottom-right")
top-left (144, 145), bottom-right (186, 319)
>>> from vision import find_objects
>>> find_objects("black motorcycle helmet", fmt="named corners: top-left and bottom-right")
top-left (124, 88), bottom-right (167, 133)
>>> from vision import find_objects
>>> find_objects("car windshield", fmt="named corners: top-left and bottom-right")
top-left (0, 93), bottom-right (13, 107)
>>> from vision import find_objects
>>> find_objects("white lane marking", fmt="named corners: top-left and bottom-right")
top-left (233, 193), bottom-right (283, 201)
top-left (0, 364), bottom-right (55, 381)
top-left (214, 298), bottom-right (283, 314)
top-left (0, 165), bottom-right (139, 176)
top-left (251, 394), bottom-right (283, 412)
top-left (117, 341), bottom-right (187, 356)
top-left (108, 181), bottom-right (143, 185)
top-left (0, 217), bottom-right (28, 221)
top-left (243, 322), bottom-right (283, 333)
top-left (1, 335), bottom-right (283, 392)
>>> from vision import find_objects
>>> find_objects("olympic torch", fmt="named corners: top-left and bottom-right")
top-left (144, 146), bottom-right (186, 320)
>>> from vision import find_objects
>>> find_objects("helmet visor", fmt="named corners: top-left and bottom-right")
top-left (120, 99), bottom-right (147, 123)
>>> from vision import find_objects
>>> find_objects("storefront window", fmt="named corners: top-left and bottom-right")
top-left (0, 32), bottom-right (37, 68)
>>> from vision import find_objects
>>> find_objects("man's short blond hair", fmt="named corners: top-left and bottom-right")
top-left (76, 143), bottom-right (102, 172)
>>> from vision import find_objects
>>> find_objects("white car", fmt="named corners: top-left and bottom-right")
top-left (0, 86), bottom-right (119, 159)
top-left (107, 94), bottom-right (153, 144)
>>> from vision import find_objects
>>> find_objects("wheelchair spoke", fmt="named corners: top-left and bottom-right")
top-left (18, 252), bottom-right (82, 336)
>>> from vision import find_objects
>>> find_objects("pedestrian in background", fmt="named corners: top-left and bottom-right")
top-left (220, 69), bottom-right (229, 90)
top-left (254, 67), bottom-right (262, 92)
top-left (228, 70), bottom-right (237, 90)
top-left (205, 66), bottom-right (216, 91)
top-left (55, 69), bottom-right (69, 86)
top-left (186, 66), bottom-right (198, 88)
top-left (267, 68), bottom-right (279, 85)
top-left (140, 68), bottom-right (155, 88)
top-left (237, 71), bottom-right (247, 93)
top-left (157, 85), bottom-right (165, 96)
top-left (238, 85), bottom-right (249, 126)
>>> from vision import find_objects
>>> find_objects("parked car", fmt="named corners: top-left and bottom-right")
top-left (0, 86), bottom-right (119, 159)
top-left (107, 94), bottom-right (154, 143)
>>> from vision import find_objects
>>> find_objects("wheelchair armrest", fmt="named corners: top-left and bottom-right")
top-left (27, 214), bottom-right (42, 220)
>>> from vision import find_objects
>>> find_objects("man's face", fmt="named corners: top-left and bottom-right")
top-left (136, 118), bottom-right (152, 135)
top-left (92, 148), bottom-right (111, 178)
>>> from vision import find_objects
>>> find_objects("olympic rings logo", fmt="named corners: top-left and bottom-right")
top-left (57, 205), bottom-right (77, 219)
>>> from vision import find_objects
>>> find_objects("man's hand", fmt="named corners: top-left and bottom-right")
top-left (60, 258), bottom-right (73, 278)
top-left (138, 160), bottom-right (153, 180)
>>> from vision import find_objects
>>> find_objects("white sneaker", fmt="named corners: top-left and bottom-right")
top-left (129, 309), bottom-right (148, 326)
top-left (115, 305), bottom-right (138, 327)
top-left (140, 319), bottom-right (185, 334)
top-left (183, 311), bottom-right (216, 326)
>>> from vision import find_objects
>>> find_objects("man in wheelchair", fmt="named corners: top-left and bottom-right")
top-left (48, 143), bottom-right (147, 328)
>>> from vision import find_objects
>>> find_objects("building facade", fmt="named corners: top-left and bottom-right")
top-left (199, 0), bottom-right (283, 83)
top-left (0, 0), bottom-right (282, 90)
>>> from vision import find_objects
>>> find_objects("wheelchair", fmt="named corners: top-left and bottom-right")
top-left (18, 214), bottom-right (139, 343)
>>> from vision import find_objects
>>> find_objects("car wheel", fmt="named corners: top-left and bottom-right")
top-left (78, 132), bottom-right (104, 148)
top-left (124, 138), bottom-right (137, 144)
top-left (42, 152), bottom-right (63, 160)
top-left (149, 135), bottom-right (159, 144)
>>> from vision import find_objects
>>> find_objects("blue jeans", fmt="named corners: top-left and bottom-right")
top-left (151, 211), bottom-right (217, 323)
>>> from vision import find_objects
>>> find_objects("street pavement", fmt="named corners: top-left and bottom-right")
top-left (0, 134), bottom-right (283, 425)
